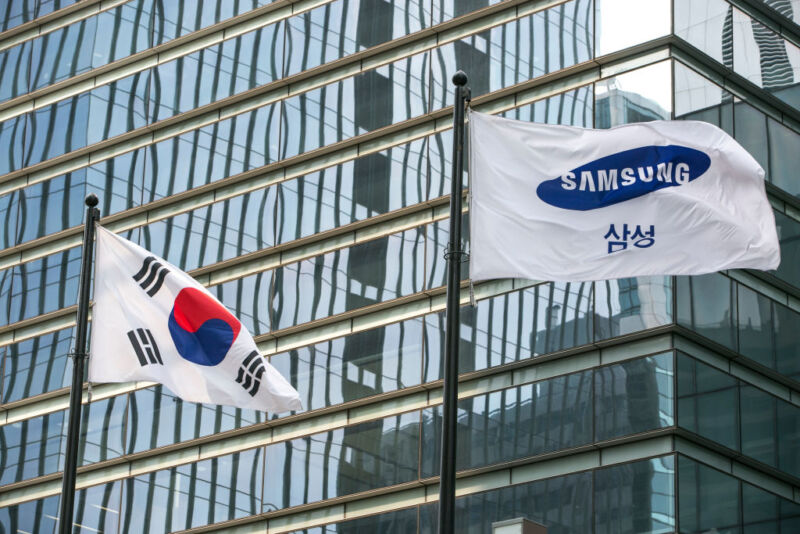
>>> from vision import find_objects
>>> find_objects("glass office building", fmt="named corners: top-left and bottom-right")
top-left (0, 0), bottom-right (799, 532)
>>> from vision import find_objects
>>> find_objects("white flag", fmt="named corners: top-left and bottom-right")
top-left (89, 226), bottom-right (302, 412)
top-left (468, 110), bottom-right (780, 282)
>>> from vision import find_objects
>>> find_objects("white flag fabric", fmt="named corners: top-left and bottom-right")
top-left (89, 226), bottom-right (302, 412)
top-left (469, 110), bottom-right (780, 282)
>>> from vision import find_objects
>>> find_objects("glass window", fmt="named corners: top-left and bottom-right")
top-left (431, 0), bottom-right (592, 104)
top-left (9, 245), bottom-right (81, 323)
top-left (596, 61), bottom-right (672, 128)
top-left (1, 0), bottom-right (36, 32)
top-left (0, 409), bottom-right (64, 485)
top-left (677, 352), bottom-right (740, 451)
top-left (272, 228), bottom-right (425, 331)
top-left (143, 103), bottom-right (280, 203)
top-left (150, 22), bottom-right (283, 122)
top-left (594, 456), bottom-right (675, 534)
top-left (737, 283), bottom-right (775, 369)
top-left (0, 41), bottom-right (30, 104)
top-left (1, 327), bottom-right (74, 403)
top-left (674, 60), bottom-right (735, 135)
top-left (774, 299), bottom-right (800, 382)
top-left (125, 385), bottom-right (264, 454)
top-left (91, 0), bottom-right (153, 67)
top-left (29, 17), bottom-right (98, 90)
top-left (323, 506), bottom-right (419, 532)
top-left (263, 411), bottom-right (420, 509)
top-left (25, 94), bottom-right (90, 167)
top-left (0, 114), bottom-right (28, 176)
top-left (0, 190), bottom-right (18, 251)
top-left (418, 468), bottom-right (592, 533)
top-left (595, 352), bottom-right (674, 441)
top-left (276, 137), bottom-right (427, 245)
top-left (15, 170), bottom-right (86, 244)
top-left (773, 211), bottom-right (800, 289)
top-left (422, 370), bottom-right (593, 477)
top-left (732, 8), bottom-right (800, 110)
top-left (211, 269), bottom-right (273, 336)
top-left (595, 0), bottom-right (670, 56)
top-left (676, 273), bottom-right (738, 351)
top-left (674, 0), bottom-right (731, 64)
top-left (269, 317), bottom-right (424, 412)
top-left (678, 455), bottom-right (800, 532)
top-left (283, 0), bottom-right (430, 77)
top-left (595, 277), bottom-right (672, 340)
top-left (424, 282), bottom-right (593, 381)
top-left (153, 0), bottom-right (272, 45)
top-left (139, 186), bottom-right (277, 272)
top-left (119, 449), bottom-right (263, 533)
top-left (0, 265), bottom-right (11, 327)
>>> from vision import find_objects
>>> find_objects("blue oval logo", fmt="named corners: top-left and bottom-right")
top-left (536, 145), bottom-right (711, 211)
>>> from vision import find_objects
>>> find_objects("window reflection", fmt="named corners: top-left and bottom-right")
top-left (596, 61), bottom-right (672, 128)
top-left (270, 317), bottom-right (424, 412)
top-left (595, 0), bottom-right (670, 56)
top-left (264, 411), bottom-right (420, 509)
top-left (9, 246), bottom-right (81, 323)
top-left (1, 328), bottom-right (74, 403)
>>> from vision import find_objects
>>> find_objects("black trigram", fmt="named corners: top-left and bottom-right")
top-left (127, 328), bottom-right (163, 366)
top-left (132, 256), bottom-right (169, 297)
top-left (236, 351), bottom-right (266, 397)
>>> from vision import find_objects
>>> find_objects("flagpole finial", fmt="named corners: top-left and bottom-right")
top-left (452, 70), bottom-right (468, 87)
top-left (85, 193), bottom-right (99, 208)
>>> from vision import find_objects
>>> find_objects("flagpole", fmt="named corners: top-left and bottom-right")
top-left (58, 193), bottom-right (100, 534)
top-left (438, 71), bottom-right (469, 534)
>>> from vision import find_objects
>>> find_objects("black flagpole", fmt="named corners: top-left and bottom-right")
top-left (58, 193), bottom-right (100, 534)
top-left (438, 71), bottom-right (469, 534)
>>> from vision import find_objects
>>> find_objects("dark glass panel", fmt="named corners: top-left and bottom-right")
top-left (678, 455), bottom-right (742, 534)
top-left (263, 411), bottom-right (420, 509)
top-left (676, 273), bottom-right (738, 350)
top-left (766, 117), bottom-right (800, 197)
top-left (774, 300), bottom-right (800, 381)
top-left (323, 507), bottom-right (419, 533)
top-left (737, 283), bottom-right (774, 369)
top-left (733, 102), bottom-right (770, 179)
top-left (740, 384), bottom-right (778, 468)
top-left (424, 282), bottom-right (592, 381)
top-left (276, 137), bottom-right (427, 244)
top-left (143, 103), bottom-right (280, 202)
top-left (777, 398), bottom-right (800, 479)
top-left (419, 470), bottom-right (593, 534)
top-left (595, 352), bottom-right (674, 441)
top-left (594, 456), bottom-right (675, 534)
top-left (772, 211), bottom-right (800, 289)
top-left (594, 276), bottom-right (672, 340)
top-left (120, 449), bottom-right (263, 532)
top-left (139, 187), bottom-right (276, 272)
top-left (269, 317), bottom-right (424, 411)
top-left (9, 246), bottom-right (81, 323)
top-left (421, 370), bottom-right (593, 477)
top-left (125, 385), bottom-right (264, 454)
top-left (677, 353), bottom-right (740, 451)
top-left (0, 265), bottom-right (11, 327)
top-left (425, 214), bottom-right (469, 290)
top-left (150, 22), bottom-right (283, 122)
top-left (1, 327), bottom-right (74, 403)
top-left (273, 228), bottom-right (425, 330)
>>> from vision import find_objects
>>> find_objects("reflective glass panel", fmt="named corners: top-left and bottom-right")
top-left (0, 41), bottom-right (30, 104)
top-left (263, 411), bottom-right (420, 509)
top-left (119, 449), bottom-right (263, 532)
top-left (594, 277), bottom-right (672, 340)
top-left (594, 456), bottom-right (675, 534)
top-left (1, 327), bottom-right (74, 403)
top-left (674, 0), bottom-right (730, 64)
top-left (153, 0), bottom-right (273, 45)
top-left (595, 352), bottom-right (674, 441)
top-left (773, 211), bottom-right (800, 288)
top-left (126, 385), bottom-right (264, 454)
top-left (596, 61), bottom-right (672, 128)
top-left (269, 317), bottom-right (424, 412)
top-left (595, 0), bottom-right (670, 56)
top-left (29, 17), bottom-right (98, 90)
top-left (9, 246), bottom-right (81, 323)
top-left (676, 273), bottom-right (738, 351)
top-left (674, 61), bottom-right (735, 135)
top-left (1, 0), bottom-right (36, 32)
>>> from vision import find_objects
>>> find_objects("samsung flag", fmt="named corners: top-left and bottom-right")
top-left (89, 226), bottom-right (302, 412)
top-left (469, 111), bottom-right (780, 282)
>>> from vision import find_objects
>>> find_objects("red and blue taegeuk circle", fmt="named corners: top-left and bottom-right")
top-left (168, 287), bottom-right (241, 366)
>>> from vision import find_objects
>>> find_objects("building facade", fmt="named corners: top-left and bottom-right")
top-left (0, 0), bottom-right (799, 532)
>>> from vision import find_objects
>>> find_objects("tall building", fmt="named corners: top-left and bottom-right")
top-left (0, 0), bottom-right (799, 532)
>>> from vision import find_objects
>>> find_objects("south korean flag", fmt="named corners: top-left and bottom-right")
top-left (89, 226), bottom-right (302, 412)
